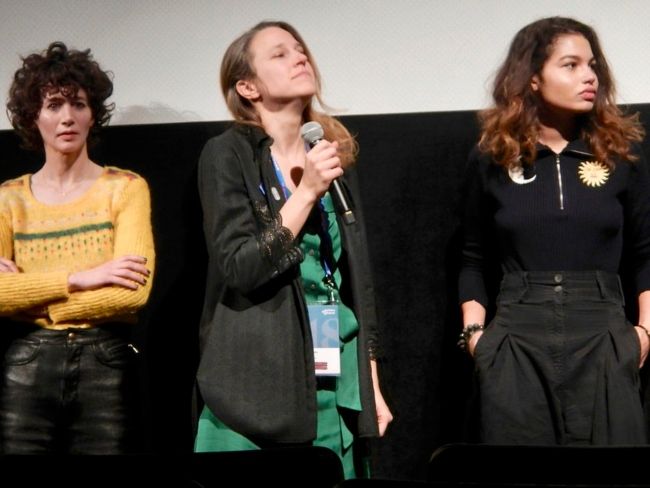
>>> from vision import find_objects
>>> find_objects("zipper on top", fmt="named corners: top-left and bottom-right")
top-left (555, 153), bottom-right (564, 210)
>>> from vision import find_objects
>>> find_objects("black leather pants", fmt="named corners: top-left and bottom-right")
top-left (0, 324), bottom-right (138, 454)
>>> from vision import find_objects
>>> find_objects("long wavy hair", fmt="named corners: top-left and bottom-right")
top-left (479, 16), bottom-right (643, 168)
top-left (6, 41), bottom-right (114, 151)
top-left (220, 20), bottom-right (358, 166)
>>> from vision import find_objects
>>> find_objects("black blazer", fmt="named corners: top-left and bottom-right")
top-left (196, 124), bottom-right (381, 443)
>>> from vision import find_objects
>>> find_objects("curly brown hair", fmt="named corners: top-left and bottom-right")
top-left (219, 20), bottom-right (358, 167)
top-left (6, 41), bottom-right (114, 151)
top-left (479, 16), bottom-right (643, 168)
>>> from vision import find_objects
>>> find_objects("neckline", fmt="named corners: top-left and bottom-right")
top-left (25, 166), bottom-right (108, 208)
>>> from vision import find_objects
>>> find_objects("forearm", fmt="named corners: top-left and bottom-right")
top-left (461, 299), bottom-right (486, 326)
top-left (0, 272), bottom-right (69, 315)
top-left (278, 185), bottom-right (319, 238)
top-left (48, 277), bottom-right (153, 323)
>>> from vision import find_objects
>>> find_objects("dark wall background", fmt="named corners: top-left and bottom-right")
top-left (1, 106), bottom-right (649, 481)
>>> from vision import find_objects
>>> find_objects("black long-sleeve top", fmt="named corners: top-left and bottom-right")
top-left (459, 139), bottom-right (650, 308)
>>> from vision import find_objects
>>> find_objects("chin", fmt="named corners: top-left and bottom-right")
top-left (576, 105), bottom-right (595, 114)
top-left (56, 144), bottom-right (85, 155)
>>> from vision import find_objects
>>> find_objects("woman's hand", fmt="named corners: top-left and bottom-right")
top-left (299, 140), bottom-right (343, 201)
top-left (0, 257), bottom-right (19, 273)
top-left (468, 329), bottom-right (484, 357)
top-left (374, 388), bottom-right (394, 437)
top-left (370, 359), bottom-right (394, 437)
top-left (635, 326), bottom-right (650, 368)
top-left (68, 255), bottom-right (150, 292)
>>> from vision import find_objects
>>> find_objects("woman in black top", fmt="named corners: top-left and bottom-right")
top-left (459, 16), bottom-right (650, 445)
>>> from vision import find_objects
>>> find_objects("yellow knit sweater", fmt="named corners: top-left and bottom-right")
top-left (0, 166), bottom-right (155, 329)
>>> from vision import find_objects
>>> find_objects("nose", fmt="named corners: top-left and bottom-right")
top-left (295, 50), bottom-right (308, 65)
top-left (60, 103), bottom-right (74, 125)
top-left (584, 66), bottom-right (597, 84)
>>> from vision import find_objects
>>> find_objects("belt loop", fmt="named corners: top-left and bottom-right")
top-left (595, 271), bottom-right (607, 300)
top-left (516, 271), bottom-right (529, 303)
top-left (596, 271), bottom-right (624, 305)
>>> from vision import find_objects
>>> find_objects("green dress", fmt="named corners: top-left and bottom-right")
top-left (195, 194), bottom-right (363, 479)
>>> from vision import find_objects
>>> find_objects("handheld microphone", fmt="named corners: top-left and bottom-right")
top-left (300, 121), bottom-right (356, 225)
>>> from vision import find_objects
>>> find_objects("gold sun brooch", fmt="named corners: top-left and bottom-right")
top-left (578, 161), bottom-right (610, 188)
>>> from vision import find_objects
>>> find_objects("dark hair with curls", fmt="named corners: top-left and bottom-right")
top-left (6, 41), bottom-right (114, 151)
top-left (479, 16), bottom-right (643, 168)
top-left (220, 20), bottom-right (358, 167)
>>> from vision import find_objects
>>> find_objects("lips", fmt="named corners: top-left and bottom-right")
top-left (580, 89), bottom-right (596, 101)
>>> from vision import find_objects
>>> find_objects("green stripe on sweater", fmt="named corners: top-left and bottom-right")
top-left (15, 222), bottom-right (114, 240)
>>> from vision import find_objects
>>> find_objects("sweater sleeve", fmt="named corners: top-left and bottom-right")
top-left (47, 176), bottom-right (155, 323)
top-left (624, 148), bottom-right (650, 294)
top-left (458, 148), bottom-right (490, 308)
top-left (0, 198), bottom-right (70, 315)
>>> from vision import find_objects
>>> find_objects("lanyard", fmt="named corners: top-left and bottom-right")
top-left (270, 154), bottom-right (339, 301)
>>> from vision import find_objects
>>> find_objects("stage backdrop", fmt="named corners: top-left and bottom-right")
top-left (1, 105), bottom-right (649, 480)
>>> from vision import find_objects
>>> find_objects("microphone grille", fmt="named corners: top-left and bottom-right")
top-left (300, 121), bottom-right (324, 145)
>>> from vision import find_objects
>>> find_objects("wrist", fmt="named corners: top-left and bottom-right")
top-left (67, 272), bottom-right (81, 292)
top-left (635, 324), bottom-right (650, 339)
top-left (458, 323), bottom-right (485, 352)
top-left (293, 184), bottom-right (320, 206)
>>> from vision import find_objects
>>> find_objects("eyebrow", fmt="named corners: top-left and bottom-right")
top-left (44, 93), bottom-right (88, 101)
top-left (269, 42), bottom-right (303, 51)
top-left (558, 54), bottom-right (595, 61)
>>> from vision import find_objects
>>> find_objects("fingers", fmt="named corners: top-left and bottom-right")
top-left (378, 419), bottom-right (389, 437)
top-left (115, 255), bottom-right (149, 266)
top-left (68, 255), bottom-right (152, 292)
top-left (374, 392), bottom-right (394, 438)
top-left (468, 330), bottom-right (484, 357)
top-left (635, 327), bottom-right (650, 368)
top-left (113, 256), bottom-right (151, 282)
top-left (304, 140), bottom-right (343, 195)
top-left (0, 257), bottom-right (19, 273)
top-left (109, 256), bottom-right (151, 288)
top-left (109, 275), bottom-right (141, 290)
top-left (309, 140), bottom-right (341, 172)
top-left (376, 409), bottom-right (394, 437)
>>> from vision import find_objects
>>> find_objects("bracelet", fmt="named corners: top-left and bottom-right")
top-left (457, 323), bottom-right (485, 352)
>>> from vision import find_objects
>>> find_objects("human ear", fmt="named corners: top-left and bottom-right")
top-left (530, 74), bottom-right (540, 92)
top-left (236, 79), bottom-right (260, 101)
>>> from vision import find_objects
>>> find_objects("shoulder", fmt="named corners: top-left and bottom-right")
top-left (104, 165), bottom-right (149, 185)
top-left (0, 174), bottom-right (28, 192)
top-left (100, 164), bottom-right (141, 178)
top-left (612, 144), bottom-right (648, 174)
top-left (198, 125), bottom-right (270, 177)
top-left (100, 166), bottom-right (150, 199)
top-left (629, 143), bottom-right (649, 169)
top-left (0, 174), bottom-right (29, 203)
top-left (464, 144), bottom-right (496, 177)
top-left (200, 125), bottom-right (260, 157)
top-left (198, 126), bottom-right (247, 170)
top-left (468, 144), bottom-right (494, 165)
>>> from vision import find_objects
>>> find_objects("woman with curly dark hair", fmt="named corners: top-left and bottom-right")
top-left (458, 16), bottom-right (650, 445)
top-left (0, 42), bottom-right (155, 454)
